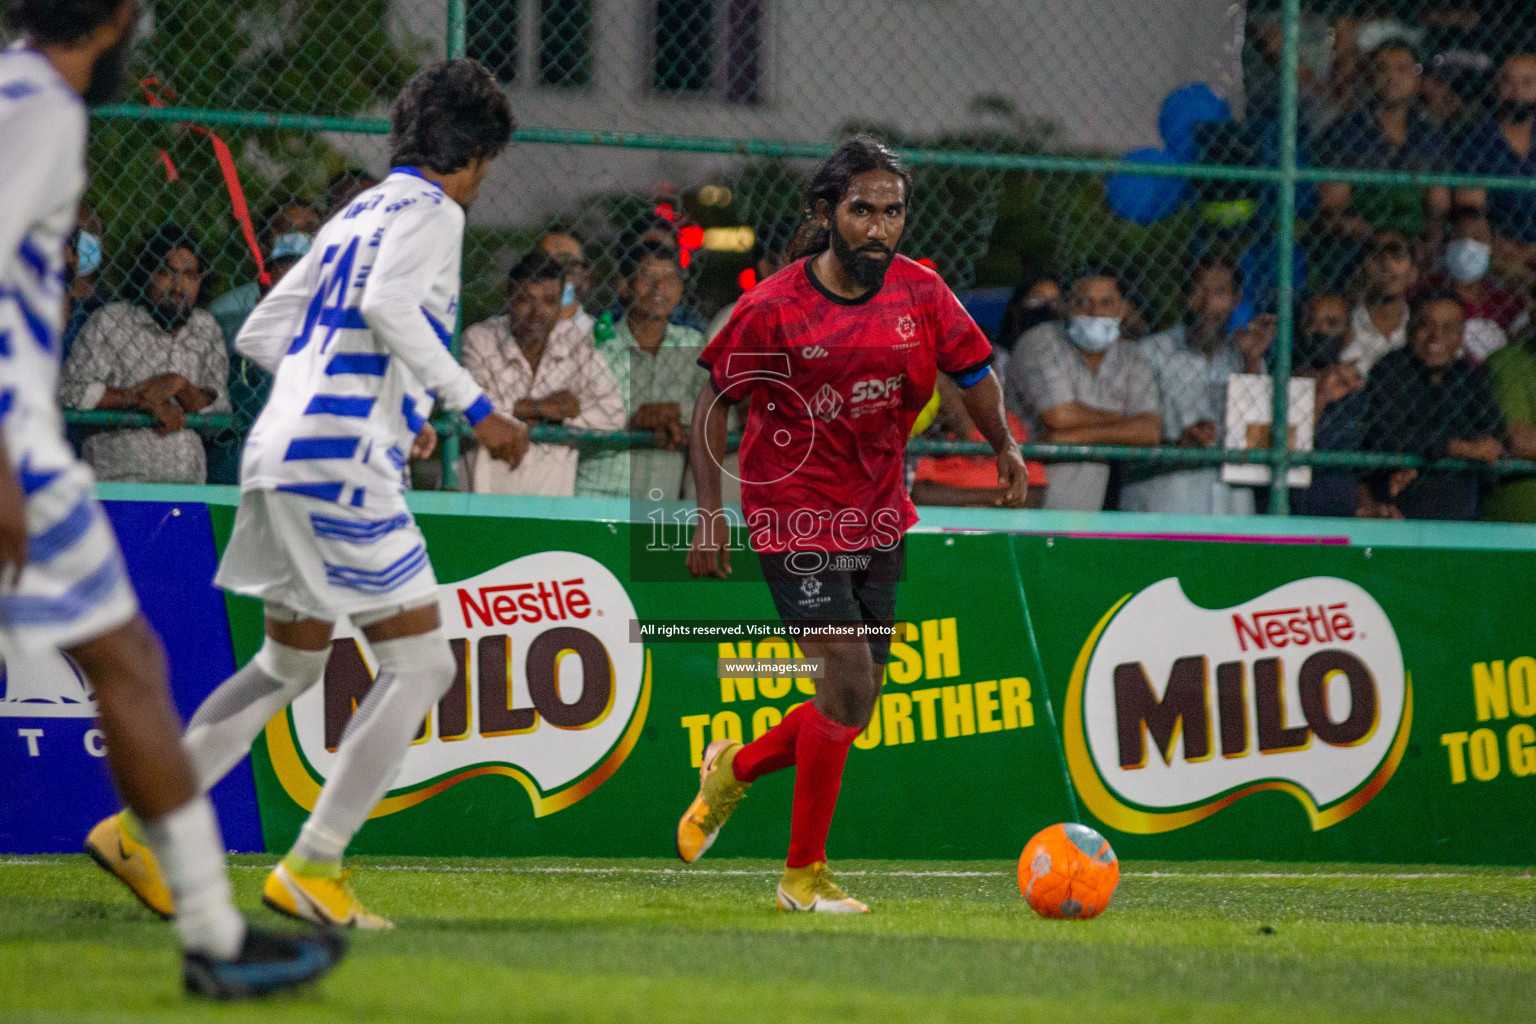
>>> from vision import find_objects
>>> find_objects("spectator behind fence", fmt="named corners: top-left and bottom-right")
top-left (1482, 322), bottom-right (1536, 522)
top-left (611, 211), bottom-right (709, 334)
top-left (1454, 52), bottom-right (1536, 298)
top-left (576, 239), bottom-right (710, 499)
top-left (912, 375), bottom-right (1047, 508)
top-left (62, 203), bottom-right (110, 359)
top-left (535, 228), bottom-right (597, 337)
top-left (1312, 41), bottom-right (1452, 291)
top-left (1290, 293), bottom-right (1366, 518)
top-left (205, 199), bottom-right (320, 484)
top-left (327, 168), bottom-right (380, 216)
top-left (1120, 255), bottom-right (1273, 516)
top-left (1004, 269), bottom-right (1160, 511)
top-left (59, 225), bottom-right (229, 484)
top-left (1421, 206), bottom-right (1523, 364)
top-left (993, 262), bottom-right (1063, 387)
top-left (1342, 227), bottom-right (1418, 375)
top-left (208, 199), bottom-right (321, 346)
top-left (1361, 291), bottom-right (1505, 520)
top-left (462, 251), bottom-right (623, 496)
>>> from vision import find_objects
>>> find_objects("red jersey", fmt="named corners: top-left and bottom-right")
top-left (699, 254), bottom-right (993, 553)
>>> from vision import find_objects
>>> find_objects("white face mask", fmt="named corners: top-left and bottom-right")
top-left (561, 281), bottom-right (577, 307)
top-left (1444, 238), bottom-right (1491, 285)
top-left (1067, 315), bottom-right (1121, 352)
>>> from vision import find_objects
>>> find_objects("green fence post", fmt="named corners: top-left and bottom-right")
top-left (1268, 0), bottom-right (1301, 515)
top-left (448, 0), bottom-right (467, 60)
top-left (439, 0), bottom-right (469, 490)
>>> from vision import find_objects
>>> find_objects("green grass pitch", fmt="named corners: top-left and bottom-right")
top-left (1, 855), bottom-right (1532, 1022)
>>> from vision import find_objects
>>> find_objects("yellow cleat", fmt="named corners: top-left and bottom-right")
top-left (262, 861), bottom-right (394, 930)
top-left (84, 813), bottom-right (175, 919)
top-left (676, 739), bottom-right (748, 864)
top-left (776, 862), bottom-right (870, 914)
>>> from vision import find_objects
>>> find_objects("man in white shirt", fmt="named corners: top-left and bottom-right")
top-left (462, 250), bottom-right (623, 494)
top-left (87, 59), bottom-right (529, 932)
top-left (3, 0), bottom-right (341, 997)
top-left (1342, 228), bottom-right (1418, 376)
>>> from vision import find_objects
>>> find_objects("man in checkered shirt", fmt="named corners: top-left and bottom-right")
top-left (461, 250), bottom-right (623, 495)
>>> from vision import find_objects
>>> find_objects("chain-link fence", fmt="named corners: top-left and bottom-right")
top-left (11, 0), bottom-right (1536, 520)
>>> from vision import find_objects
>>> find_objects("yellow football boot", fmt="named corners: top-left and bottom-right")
top-left (676, 739), bottom-right (749, 863)
top-left (84, 813), bottom-right (175, 919)
top-left (262, 860), bottom-right (394, 930)
top-left (776, 862), bottom-right (870, 914)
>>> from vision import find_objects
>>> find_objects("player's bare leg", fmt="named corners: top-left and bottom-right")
top-left (262, 603), bottom-right (456, 930)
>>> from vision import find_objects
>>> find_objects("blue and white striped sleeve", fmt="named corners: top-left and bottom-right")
top-left (358, 202), bottom-right (490, 421)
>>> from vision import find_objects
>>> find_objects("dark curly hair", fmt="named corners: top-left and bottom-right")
top-left (787, 135), bottom-right (912, 261)
top-left (390, 59), bottom-right (516, 174)
top-left (3, 0), bottom-right (124, 44)
top-left (506, 249), bottom-right (565, 291)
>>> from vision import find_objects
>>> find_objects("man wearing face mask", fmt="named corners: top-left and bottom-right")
top-left (62, 204), bottom-right (109, 360)
top-left (1290, 294), bottom-right (1366, 518)
top-left (1119, 255), bottom-right (1272, 515)
top-left (1005, 268), bottom-right (1161, 511)
top-left (60, 224), bottom-right (230, 483)
top-left (1454, 53), bottom-right (1536, 295)
top-left (1421, 207), bottom-right (1523, 364)
top-left (535, 228), bottom-right (597, 344)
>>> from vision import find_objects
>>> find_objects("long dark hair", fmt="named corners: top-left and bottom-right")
top-left (786, 134), bottom-right (913, 261)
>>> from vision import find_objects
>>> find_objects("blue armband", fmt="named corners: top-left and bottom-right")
top-left (951, 363), bottom-right (991, 389)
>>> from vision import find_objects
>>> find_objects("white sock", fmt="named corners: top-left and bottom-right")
top-left (183, 640), bottom-right (328, 790)
top-left (139, 796), bottom-right (245, 959)
top-left (289, 630), bottom-right (456, 867)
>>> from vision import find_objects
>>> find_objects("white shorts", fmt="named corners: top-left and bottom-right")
top-left (0, 463), bottom-right (139, 652)
top-left (214, 489), bottom-right (439, 623)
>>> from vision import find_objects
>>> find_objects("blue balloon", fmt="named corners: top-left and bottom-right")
top-left (1159, 83), bottom-right (1232, 161)
top-left (1105, 148), bottom-right (1191, 225)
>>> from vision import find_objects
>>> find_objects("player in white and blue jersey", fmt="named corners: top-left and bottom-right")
top-left (88, 59), bottom-right (529, 930)
top-left (3, 0), bottom-right (344, 998)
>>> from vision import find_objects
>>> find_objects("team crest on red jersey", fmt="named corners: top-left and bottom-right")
top-left (896, 314), bottom-right (917, 341)
top-left (812, 383), bottom-right (843, 422)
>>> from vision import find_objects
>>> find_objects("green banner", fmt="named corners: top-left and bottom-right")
top-left (196, 494), bottom-right (1536, 865)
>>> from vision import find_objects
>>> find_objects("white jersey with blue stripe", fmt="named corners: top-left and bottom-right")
top-left (0, 46), bottom-right (139, 650)
top-left (234, 168), bottom-right (493, 510)
top-left (0, 44), bottom-right (89, 495)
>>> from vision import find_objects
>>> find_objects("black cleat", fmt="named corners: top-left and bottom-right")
top-left (183, 926), bottom-right (347, 999)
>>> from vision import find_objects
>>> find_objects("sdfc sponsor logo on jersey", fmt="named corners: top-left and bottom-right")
top-left (848, 373), bottom-right (905, 416)
top-left (1063, 577), bottom-right (1411, 835)
top-left (267, 552), bottom-right (650, 819)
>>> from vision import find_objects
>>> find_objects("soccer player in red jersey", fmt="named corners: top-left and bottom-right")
top-left (676, 136), bottom-right (1029, 912)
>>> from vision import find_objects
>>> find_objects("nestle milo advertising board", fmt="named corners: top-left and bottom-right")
top-left (1017, 534), bottom-right (1536, 865)
top-left (215, 498), bottom-right (1536, 865)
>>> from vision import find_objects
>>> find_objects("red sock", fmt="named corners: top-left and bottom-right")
top-left (786, 704), bottom-right (862, 868)
top-left (732, 702), bottom-right (810, 783)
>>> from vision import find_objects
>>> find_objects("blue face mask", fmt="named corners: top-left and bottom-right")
top-left (561, 281), bottom-right (577, 307)
top-left (76, 232), bottom-right (102, 278)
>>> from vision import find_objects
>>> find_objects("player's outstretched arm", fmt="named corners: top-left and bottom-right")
top-left (956, 369), bottom-right (1029, 508)
top-left (687, 382), bottom-right (733, 579)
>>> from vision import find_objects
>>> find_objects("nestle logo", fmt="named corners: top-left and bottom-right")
top-left (1233, 603), bottom-right (1354, 652)
top-left (459, 577), bottom-right (592, 628)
